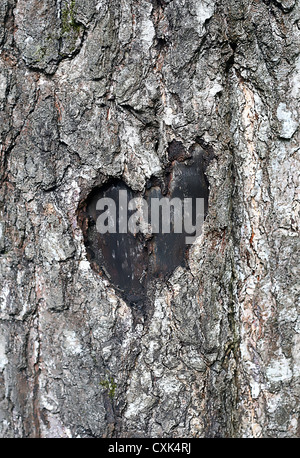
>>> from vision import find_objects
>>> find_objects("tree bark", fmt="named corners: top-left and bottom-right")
top-left (0, 0), bottom-right (299, 438)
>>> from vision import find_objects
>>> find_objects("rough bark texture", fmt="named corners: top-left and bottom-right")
top-left (0, 0), bottom-right (299, 438)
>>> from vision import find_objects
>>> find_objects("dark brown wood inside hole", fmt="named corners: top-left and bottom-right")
top-left (78, 143), bottom-right (213, 306)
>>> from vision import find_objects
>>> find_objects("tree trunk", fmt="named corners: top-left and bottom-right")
top-left (0, 0), bottom-right (299, 438)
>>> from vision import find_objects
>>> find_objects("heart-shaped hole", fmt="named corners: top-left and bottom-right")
top-left (78, 141), bottom-right (213, 306)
